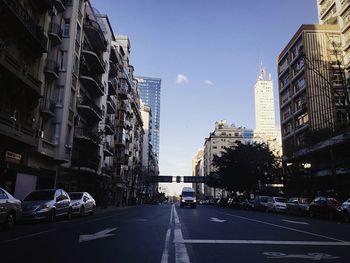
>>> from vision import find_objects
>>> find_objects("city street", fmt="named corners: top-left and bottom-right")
top-left (1, 204), bottom-right (350, 263)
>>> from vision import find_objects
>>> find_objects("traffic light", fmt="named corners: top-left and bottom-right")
top-left (176, 176), bottom-right (181, 183)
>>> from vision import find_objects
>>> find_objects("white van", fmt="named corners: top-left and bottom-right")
top-left (180, 187), bottom-right (196, 208)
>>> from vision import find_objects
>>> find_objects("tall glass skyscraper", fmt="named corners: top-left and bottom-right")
top-left (136, 76), bottom-right (161, 160)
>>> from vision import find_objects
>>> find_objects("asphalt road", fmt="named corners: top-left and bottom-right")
top-left (1, 204), bottom-right (350, 263)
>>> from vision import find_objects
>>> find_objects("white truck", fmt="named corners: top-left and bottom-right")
top-left (180, 187), bottom-right (196, 208)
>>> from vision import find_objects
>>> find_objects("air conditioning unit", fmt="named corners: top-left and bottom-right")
top-left (38, 130), bottom-right (44, 139)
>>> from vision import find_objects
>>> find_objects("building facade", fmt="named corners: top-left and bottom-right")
top-left (278, 24), bottom-right (350, 196)
top-left (254, 64), bottom-right (282, 157)
top-left (0, 0), bottom-right (147, 206)
top-left (203, 120), bottom-right (248, 198)
top-left (136, 76), bottom-right (161, 160)
top-left (192, 148), bottom-right (204, 199)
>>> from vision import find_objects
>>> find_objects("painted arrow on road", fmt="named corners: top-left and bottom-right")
top-left (282, 219), bottom-right (309, 225)
top-left (210, 217), bottom-right (226, 223)
top-left (79, 228), bottom-right (118, 243)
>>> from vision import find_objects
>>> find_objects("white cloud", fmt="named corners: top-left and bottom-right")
top-left (176, 74), bottom-right (189, 84)
top-left (204, 80), bottom-right (213, 85)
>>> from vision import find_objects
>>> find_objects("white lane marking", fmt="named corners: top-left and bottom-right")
top-left (177, 239), bottom-right (350, 246)
top-left (263, 252), bottom-right (339, 260)
top-left (0, 229), bottom-right (56, 244)
top-left (209, 217), bottom-right (226, 223)
top-left (78, 227), bottom-right (117, 243)
top-left (170, 204), bottom-right (174, 224)
top-left (160, 228), bottom-right (171, 263)
top-left (173, 204), bottom-right (180, 225)
top-left (223, 213), bottom-right (348, 243)
top-left (173, 205), bottom-right (191, 263)
top-left (282, 219), bottom-right (309, 225)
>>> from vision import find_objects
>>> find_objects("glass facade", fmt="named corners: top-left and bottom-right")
top-left (136, 76), bottom-right (161, 160)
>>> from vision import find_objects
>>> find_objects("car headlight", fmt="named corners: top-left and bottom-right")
top-left (72, 202), bottom-right (80, 207)
top-left (37, 204), bottom-right (50, 210)
top-left (181, 200), bottom-right (185, 202)
top-left (194, 199), bottom-right (197, 203)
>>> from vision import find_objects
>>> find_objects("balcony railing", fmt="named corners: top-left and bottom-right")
top-left (74, 126), bottom-right (99, 144)
top-left (44, 58), bottom-right (59, 79)
top-left (2, 0), bottom-right (47, 53)
top-left (48, 22), bottom-right (62, 45)
top-left (77, 96), bottom-right (103, 121)
top-left (103, 142), bottom-right (114, 156)
top-left (79, 68), bottom-right (105, 96)
top-left (39, 98), bottom-right (56, 118)
top-left (83, 18), bottom-right (107, 51)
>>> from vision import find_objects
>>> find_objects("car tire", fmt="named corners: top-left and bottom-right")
top-left (4, 212), bottom-right (16, 230)
top-left (309, 210), bottom-right (314, 218)
top-left (89, 205), bottom-right (95, 215)
top-left (79, 206), bottom-right (85, 217)
top-left (273, 207), bottom-right (277, 213)
top-left (343, 211), bottom-right (350, 223)
top-left (49, 209), bottom-right (56, 223)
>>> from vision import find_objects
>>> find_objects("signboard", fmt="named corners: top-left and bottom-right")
top-left (5, 151), bottom-right (22, 164)
top-left (183, 176), bottom-right (208, 183)
top-left (150, 176), bottom-right (173, 183)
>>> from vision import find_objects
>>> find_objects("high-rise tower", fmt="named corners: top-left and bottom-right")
top-left (254, 64), bottom-right (276, 135)
top-left (136, 76), bottom-right (161, 160)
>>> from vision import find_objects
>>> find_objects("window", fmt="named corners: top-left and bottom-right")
top-left (63, 19), bottom-right (70, 37)
top-left (76, 24), bottom-right (81, 43)
top-left (59, 51), bottom-right (68, 71)
top-left (294, 76), bottom-right (305, 93)
top-left (296, 113), bottom-right (309, 128)
top-left (0, 189), bottom-right (8, 199)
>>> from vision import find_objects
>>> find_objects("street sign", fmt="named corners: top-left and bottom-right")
top-left (183, 176), bottom-right (208, 183)
top-left (150, 176), bottom-right (173, 183)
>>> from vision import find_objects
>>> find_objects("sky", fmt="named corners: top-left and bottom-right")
top-left (91, 0), bottom-right (319, 195)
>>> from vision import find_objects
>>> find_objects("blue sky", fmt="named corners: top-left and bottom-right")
top-left (92, 0), bottom-right (318, 195)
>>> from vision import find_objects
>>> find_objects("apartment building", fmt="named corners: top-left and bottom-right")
top-left (192, 148), bottom-right (204, 199)
top-left (0, 0), bottom-right (65, 199)
top-left (203, 120), bottom-right (248, 198)
top-left (278, 24), bottom-right (350, 195)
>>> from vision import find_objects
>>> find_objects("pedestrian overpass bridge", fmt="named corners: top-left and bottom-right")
top-left (149, 175), bottom-right (208, 183)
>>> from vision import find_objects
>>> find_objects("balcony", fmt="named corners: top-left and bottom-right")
top-left (109, 62), bottom-right (118, 78)
top-left (81, 46), bottom-right (106, 74)
top-left (79, 68), bottom-right (104, 96)
top-left (1, 0), bottom-right (47, 53)
top-left (103, 142), bottom-right (114, 156)
top-left (83, 18), bottom-right (107, 52)
top-left (115, 119), bottom-right (125, 127)
top-left (115, 133), bottom-right (126, 147)
top-left (71, 155), bottom-right (99, 170)
top-left (39, 98), bottom-right (56, 118)
top-left (105, 116), bottom-right (114, 135)
top-left (44, 58), bottom-right (59, 80)
top-left (108, 78), bottom-right (117, 96)
top-left (118, 79), bottom-right (129, 99)
top-left (74, 126), bottom-right (99, 146)
top-left (107, 97), bottom-right (116, 114)
top-left (319, 0), bottom-right (336, 18)
top-left (77, 97), bottom-right (103, 122)
top-left (48, 22), bottom-right (62, 46)
top-left (0, 46), bottom-right (42, 96)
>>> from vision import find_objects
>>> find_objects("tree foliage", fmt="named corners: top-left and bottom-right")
top-left (211, 142), bottom-right (279, 192)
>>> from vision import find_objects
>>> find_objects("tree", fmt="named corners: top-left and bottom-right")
top-left (212, 142), bottom-right (279, 192)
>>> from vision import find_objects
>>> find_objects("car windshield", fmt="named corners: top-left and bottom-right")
top-left (328, 198), bottom-right (340, 206)
top-left (275, 198), bottom-right (286, 203)
top-left (69, 193), bottom-right (83, 200)
top-left (24, 191), bottom-right (54, 201)
top-left (182, 192), bottom-right (195, 197)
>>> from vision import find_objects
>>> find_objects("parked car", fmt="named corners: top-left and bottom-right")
top-left (267, 197), bottom-right (287, 213)
top-left (69, 192), bottom-right (96, 216)
top-left (216, 197), bottom-right (229, 207)
top-left (240, 198), bottom-right (255, 210)
top-left (0, 187), bottom-right (22, 229)
top-left (228, 196), bottom-right (245, 209)
top-left (21, 189), bottom-right (72, 222)
top-left (341, 198), bottom-right (350, 223)
top-left (309, 196), bottom-right (342, 220)
top-left (286, 197), bottom-right (312, 216)
top-left (252, 195), bottom-right (269, 211)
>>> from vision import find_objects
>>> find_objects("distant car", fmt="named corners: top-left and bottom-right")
top-left (69, 192), bottom-right (96, 216)
top-left (286, 197), bottom-right (311, 216)
top-left (252, 195), bottom-right (269, 211)
top-left (180, 187), bottom-right (197, 208)
top-left (309, 196), bottom-right (342, 220)
top-left (267, 197), bottom-right (287, 213)
top-left (341, 198), bottom-right (350, 223)
top-left (228, 196), bottom-right (244, 209)
top-left (240, 198), bottom-right (255, 210)
top-left (21, 189), bottom-right (72, 222)
top-left (0, 187), bottom-right (22, 229)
